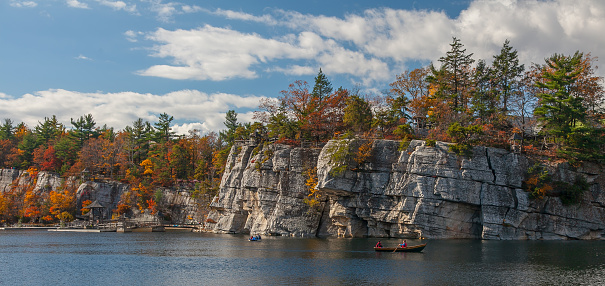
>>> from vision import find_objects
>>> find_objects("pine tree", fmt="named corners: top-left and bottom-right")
top-left (153, 113), bottom-right (175, 143)
top-left (534, 52), bottom-right (585, 140)
top-left (70, 114), bottom-right (98, 147)
top-left (0, 119), bottom-right (15, 141)
top-left (36, 116), bottom-right (65, 145)
top-left (219, 110), bottom-right (240, 145)
top-left (471, 60), bottom-right (497, 119)
top-left (311, 68), bottom-right (333, 101)
top-left (124, 118), bottom-right (153, 165)
top-left (532, 51), bottom-right (605, 162)
top-left (431, 37), bottom-right (475, 112)
top-left (491, 40), bottom-right (524, 113)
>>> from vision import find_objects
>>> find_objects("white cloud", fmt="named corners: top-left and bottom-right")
top-left (269, 65), bottom-right (315, 76)
top-left (181, 5), bottom-right (203, 14)
top-left (137, 25), bottom-right (391, 84)
top-left (455, 0), bottom-right (605, 65)
top-left (75, 54), bottom-right (92, 60)
top-left (209, 1), bottom-right (605, 79)
top-left (10, 1), bottom-right (37, 8)
top-left (212, 8), bottom-right (277, 25)
top-left (144, 1), bottom-right (204, 22)
top-left (66, 0), bottom-right (89, 9)
top-left (274, 8), bottom-right (454, 64)
top-left (148, 0), bottom-right (177, 22)
top-left (278, 9), bottom-right (372, 45)
top-left (280, 1), bottom-right (605, 71)
top-left (138, 26), bottom-right (314, 80)
top-left (96, 0), bottom-right (137, 13)
top-left (124, 30), bottom-right (141, 42)
top-left (0, 89), bottom-right (264, 134)
top-left (317, 46), bottom-right (390, 85)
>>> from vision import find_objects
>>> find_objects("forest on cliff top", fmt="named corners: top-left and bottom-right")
top-left (0, 38), bottom-right (603, 225)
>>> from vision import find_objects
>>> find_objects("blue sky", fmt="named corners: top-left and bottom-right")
top-left (1, 0), bottom-right (604, 135)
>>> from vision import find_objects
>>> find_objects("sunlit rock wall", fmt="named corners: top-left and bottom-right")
top-left (208, 139), bottom-right (605, 240)
top-left (207, 143), bottom-right (325, 237)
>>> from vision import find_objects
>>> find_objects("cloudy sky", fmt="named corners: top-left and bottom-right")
top-left (1, 0), bottom-right (604, 135)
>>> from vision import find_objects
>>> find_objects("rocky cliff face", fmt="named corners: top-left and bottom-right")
top-left (0, 169), bottom-right (204, 224)
top-left (207, 139), bottom-right (605, 240)
top-left (207, 143), bottom-right (326, 236)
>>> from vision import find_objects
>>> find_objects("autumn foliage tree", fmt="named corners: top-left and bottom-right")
top-left (33, 144), bottom-right (61, 172)
top-left (257, 69), bottom-right (348, 143)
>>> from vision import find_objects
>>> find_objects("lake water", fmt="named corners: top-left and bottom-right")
top-left (0, 230), bottom-right (604, 285)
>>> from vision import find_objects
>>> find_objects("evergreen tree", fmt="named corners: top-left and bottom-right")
top-left (311, 68), bottom-right (333, 101)
top-left (70, 114), bottom-right (98, 147)
top-left (491, 40), bottom-right (525, 113)
top-left (534, 52), bottom-right (585, 139)
top-left (54, 135), bottom-right (79, 173)
top-left (153, 113), bottom-right (175, 143)
top-left (429, 37), bottom-right (475, 112)
top-left (533, 51), bottom-right (604, 161)
top-left (0, 119), bottom-right (15, 141)
top-left (219, 110), bottom-right (240, 145)
top-left (35, 116), bottom-right (64, 146)
top-left (17, 131), bottom-right (37, 169)
top-left (471, 60), bottom-right (497, 119)
top-left (170, 140), bottom-right (193, 180)
top-left (124, 118), bottom-right (153, 165)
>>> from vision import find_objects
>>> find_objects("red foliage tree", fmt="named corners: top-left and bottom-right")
top-left (33, 144), bottom-right (61, 172)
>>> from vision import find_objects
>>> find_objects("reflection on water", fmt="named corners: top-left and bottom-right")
top-left (0, 231), bottom-right (604, 285)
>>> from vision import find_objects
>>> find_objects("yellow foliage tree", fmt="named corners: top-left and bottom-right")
top-left (140, 159), bottom-right (154, 175)
top-left (49, 190), bottom-right (76, 220)
top-left (303, 167), bottom-right (321, 208)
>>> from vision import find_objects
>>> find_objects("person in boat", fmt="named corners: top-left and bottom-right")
top-left (399, 240), bottom-right (407, 248)
top-left (375, 241), bottom-right (383, 248)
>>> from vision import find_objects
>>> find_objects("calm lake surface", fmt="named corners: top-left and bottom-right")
top-left (0, 230), bottom-right (604, 286)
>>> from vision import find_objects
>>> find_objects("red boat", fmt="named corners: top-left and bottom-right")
top-left (374, 243), bottom-right (427, 252)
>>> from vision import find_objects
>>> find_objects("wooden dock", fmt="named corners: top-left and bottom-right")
top-left (49, 229), bottom-right (104, 233)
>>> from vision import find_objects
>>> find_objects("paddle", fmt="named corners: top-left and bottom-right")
top-left (393, 242), bottom-right (402, 252)
top-left (393, 241), bottom-right (406, 252)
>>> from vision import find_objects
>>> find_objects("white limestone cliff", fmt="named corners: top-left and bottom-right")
top-left (207, 139), bottom-right (605, 240)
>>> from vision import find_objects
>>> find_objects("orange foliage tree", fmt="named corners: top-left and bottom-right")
top-left (390, 67), bottom-right (430, 122)
top-left (81, 199), bottom-right (93, 215)
top-left (23, 190), bottom-right (43, 222)
top-left (48, 181), bottom-right (77, 221)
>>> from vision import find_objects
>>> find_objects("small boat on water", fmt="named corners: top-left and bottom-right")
top-left (374, 243), bottom-right (427, 252)
top-left (249, 235), bottom-right (262, 241)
